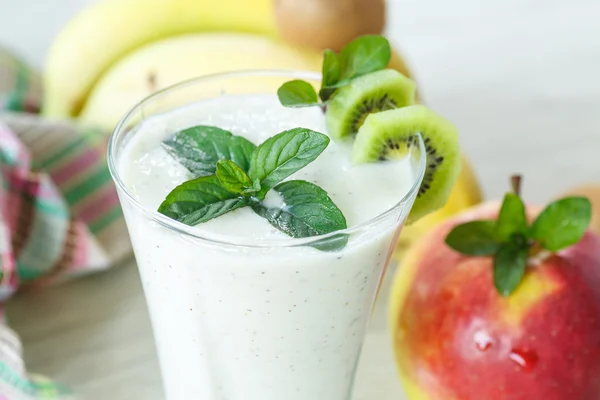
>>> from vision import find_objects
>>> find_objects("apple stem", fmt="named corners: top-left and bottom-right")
top-left (511, 175), bottom-right (522, 197)
top-left (528, 241), bottom-right (544, 258)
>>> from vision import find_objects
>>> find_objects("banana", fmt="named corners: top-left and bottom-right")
top-left (42, 0), bottom-right (276, 120)
top-left (78, 33), bottom-right (322, 129)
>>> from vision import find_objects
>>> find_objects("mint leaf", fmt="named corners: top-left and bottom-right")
top-left (319, 78), bottom-right (353, 101)
top-left (163, 126), bottom-right (256, 176)
top-left (252, 180), bottom-right (347, 250)
top-left (319, 49), bottom-right (341, 101)
top-left (158, 175), bottom-right (249, 225)
top-left (215, 160), bottom-right (256, 195)
top-left (493, 240), bottom-right (528, 297)
top-left (248, 128), bottom-right (330, 198)
top-left (277, 80), bottom-right (320, 108)
top-left (243, 179), bottom-right (262, 195)
top-left (530, 196), bottom-right (592, 251)
top-left (322, 49), bottom-right (341, 87)
top-left (496, 193), bottom-right (528, 240)
top-left (339, 35), bottom-right (391, 81)
top-left (445, 220), bottom-right (501, 256)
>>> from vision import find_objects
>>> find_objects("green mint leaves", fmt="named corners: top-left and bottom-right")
top-left (252, 180), bottom-right (347, 251)
top-left (159, 126), bottom-right (347, 250)
top-left (277, 80), bottom-right (320, 108)
top-left (215, 160), bottom-right (258, 195)
top-left (162, 126), bottom-right (256, 176)
top-left (158, 176), bottom-right (251, 226)
top-left (338, 34), bottom-right (391, 82)
top-left (248, 127), bottom-right (330, 199)
top-left (277, 34), bottom-right (392, 106)
top-left (320, 49), bottom-right (341, 101)
top-left (157, 35), bottom-right (394, 249)
top-left (445, 178), bottom-right (592, 297)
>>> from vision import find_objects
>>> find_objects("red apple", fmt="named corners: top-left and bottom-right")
top-left (390, 201), bottom-right (600, 400)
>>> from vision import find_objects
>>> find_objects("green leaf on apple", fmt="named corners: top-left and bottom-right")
top-left (496, 193), bottom-right (528, 240)
top-left (445, 176), bottom-right (593, 298)
top-left (530, 196), bottom-right (592, 251)
top-left (444, 221), bottom-right (501, 256)
top-left (493, 239), bottom-right (528, 297)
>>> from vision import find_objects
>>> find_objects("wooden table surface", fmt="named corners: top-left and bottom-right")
top-left (4, 0), bottom-right (600, 399)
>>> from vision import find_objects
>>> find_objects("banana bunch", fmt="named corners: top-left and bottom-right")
top-left (43, 0), bottom-right (482, 253)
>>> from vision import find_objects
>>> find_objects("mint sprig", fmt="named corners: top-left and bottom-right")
top-left (445, 176), bottom-right (592, 297)
top-left (162, 125), bottom-right (256, 176)
top-left (277, 34), bottom-right (392, 107)
top-left (159, 126), bottom-right (347, 249)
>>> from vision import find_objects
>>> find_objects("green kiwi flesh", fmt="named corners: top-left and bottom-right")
top-left (325, 69), bottom-right (416, 140)
top-left (351, 105), bottom-right (461, 224)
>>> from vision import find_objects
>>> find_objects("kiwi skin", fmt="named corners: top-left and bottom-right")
top-left (274, 0), bottom-right (386, 52)
top-left (325, 69), bottom-right (416, 140)
top-left (352, 105), bottom-right (461, 224)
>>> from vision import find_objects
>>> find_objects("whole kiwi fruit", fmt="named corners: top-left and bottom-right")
top-left (274, 0), bottom-right (386, 52)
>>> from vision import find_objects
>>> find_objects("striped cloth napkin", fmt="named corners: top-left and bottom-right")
top-left (0, 48), bottom-right (131, 398)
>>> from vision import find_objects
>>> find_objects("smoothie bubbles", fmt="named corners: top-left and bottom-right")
top-left (108, 36), bottom-right (460, 400)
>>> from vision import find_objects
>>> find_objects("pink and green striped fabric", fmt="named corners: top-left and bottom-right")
top-left (0, 48), bottom-right (131, 398)
top-left (0, 49), bottom-right (41, 114)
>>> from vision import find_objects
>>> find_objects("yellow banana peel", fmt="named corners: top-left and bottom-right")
top-left (42, 0), bottom-right (276, 119)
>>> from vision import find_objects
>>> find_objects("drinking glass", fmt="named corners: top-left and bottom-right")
top-left (108, 70), bottom-right (426, 400)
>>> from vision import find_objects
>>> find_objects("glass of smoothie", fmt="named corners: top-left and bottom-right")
top-left (108, 66), bottom-right (456, 399)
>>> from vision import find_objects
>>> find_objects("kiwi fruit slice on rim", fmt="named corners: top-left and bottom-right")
top-left (352, 105), bottom-right (461, 224)
top-left (325, 69), bottom-right (416, 139)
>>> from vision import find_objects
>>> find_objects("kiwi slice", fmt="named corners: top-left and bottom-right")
top-left (325, 69), bottom-right (416, 140)
top-left (352, 105), bottom-right (461, 224)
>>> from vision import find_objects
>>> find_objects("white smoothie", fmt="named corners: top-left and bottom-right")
top-left (116, 94), bottom-right (417, 400)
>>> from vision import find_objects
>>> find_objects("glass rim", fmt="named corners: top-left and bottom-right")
top-left (107, 69), bottom-right (427, 248)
